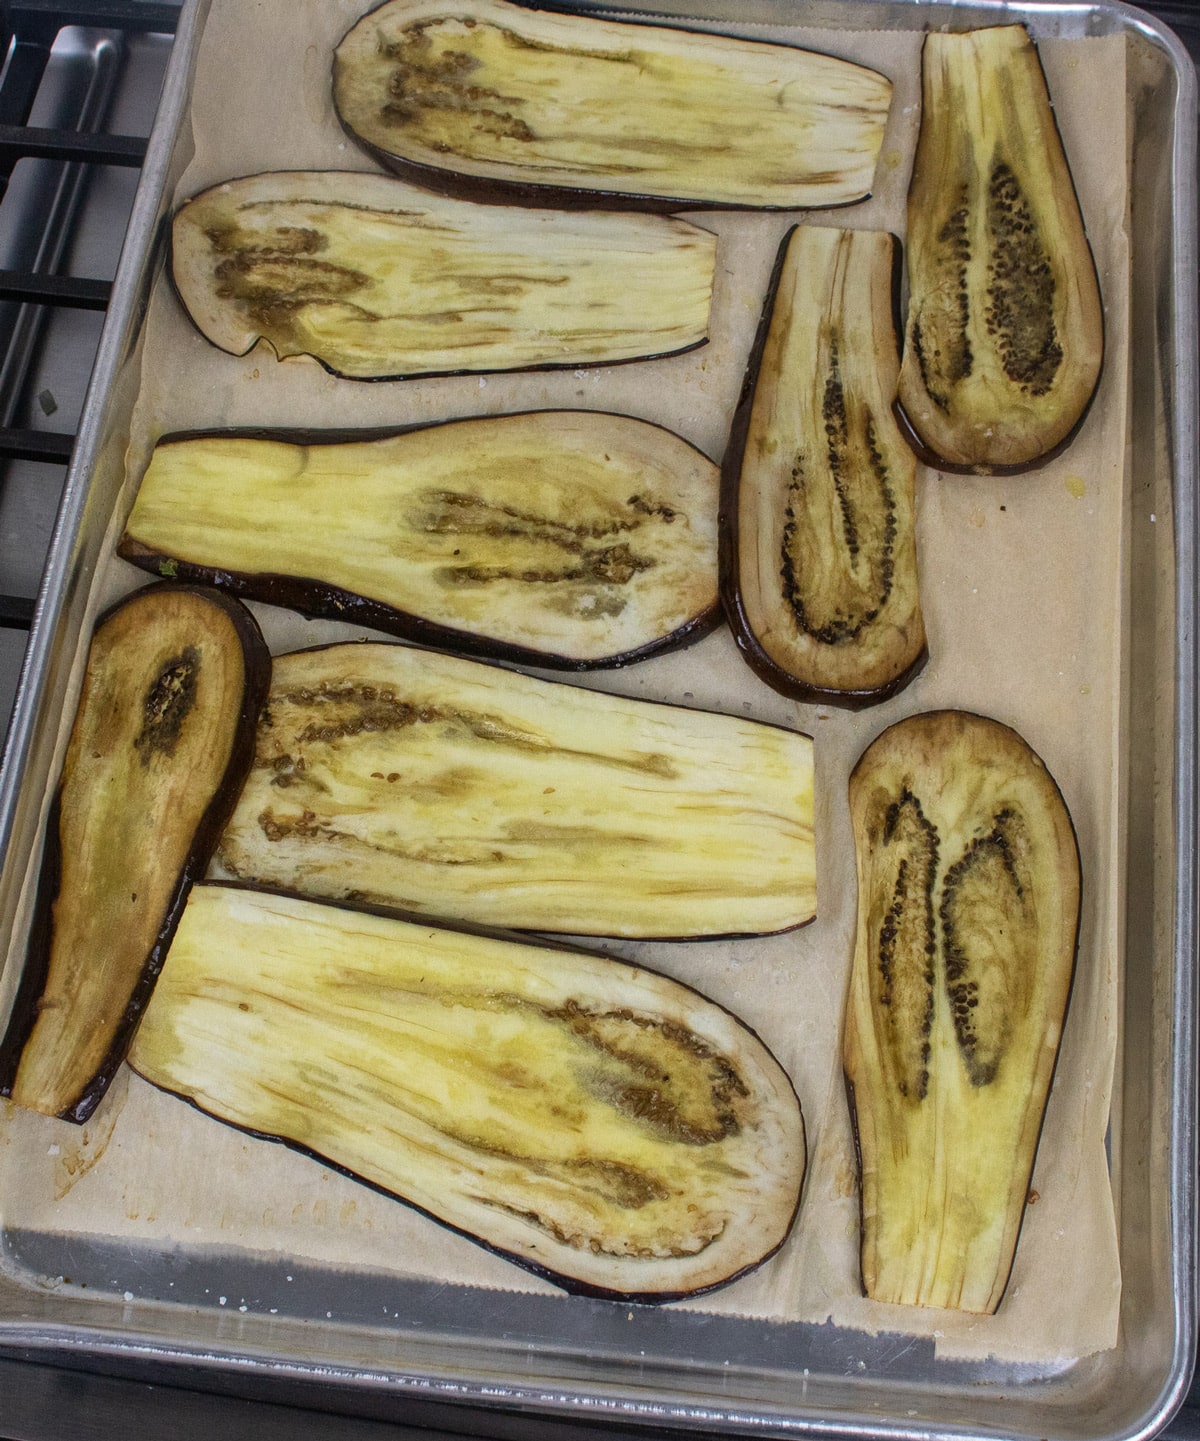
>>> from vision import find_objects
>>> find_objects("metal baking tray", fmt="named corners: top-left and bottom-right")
top-left (0, 0), bottom-right (1193, 1435)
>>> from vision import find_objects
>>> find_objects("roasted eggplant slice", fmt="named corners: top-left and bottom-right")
top-left (332, 0), bottom-right (893, 212)
top-left (118, 413), bottom-right (720, 669)
top-left (723, 226), bottom-right (926, 707)
top-left (842, 710), bottom-right (1080, 1313)
top-left (170, 171), bottom-right (715, 379)
top-left (129, 883), bottom-right (806, 1300)
top-left (894, 26), bottom-right (1103, 474)
top-left (216, 642), bottom-right (816, 938)
top-left (0, 585), bottom-right (269, 1123)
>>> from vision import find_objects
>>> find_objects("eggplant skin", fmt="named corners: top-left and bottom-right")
top-left (842, 710), bottom-right (1080, 1313)
top-left (332, 0), bottom-right (893, 213)
top-left (118, 413), bottom-right (721, 671)
top-left (0, 585), bottom-right (270, 1124)
top-left (128, 884), bottom-right (807, 1301)
top-left (721, 226), bottom-right (927, 709)
top-left (214, 641), bottom-right (817, 939)
top-left (894, 27), bottom-right (1103, 475)
top-left (169, 170), bottom-right (715, 380)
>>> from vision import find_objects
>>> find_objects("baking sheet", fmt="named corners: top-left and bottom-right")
top-left (0, 0), bottom-right (1128, 1371)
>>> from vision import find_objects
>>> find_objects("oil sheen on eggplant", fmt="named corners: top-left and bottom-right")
top-left (842, 710), bottom-right (1079, 1313)
top-left (118, 413), bottom-right (719, 669)
top-left (129, 884), bottom-right (806, 1300)
top-left (0, 585), bottom-right (269, 1123)
top-left (894, 26), bottom-right (1103, 474)
top-left (214, 642), bottom-right (816, 938)
top-left (170, 171), bottom-right (715, 379)
top-left (332, 0), bottom-right (893, 211)
top-left (723, 227), bottom-right (926, 707)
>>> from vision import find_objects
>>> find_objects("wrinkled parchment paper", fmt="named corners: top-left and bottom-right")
top-left (0, 0), bottom-right (1128, 1368)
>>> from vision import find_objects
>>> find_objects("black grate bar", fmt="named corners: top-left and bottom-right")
top-left (0, 428), bottom-right (75, 463)
top-left (0, 594), bottom-right (36, 629)
top-left (7, 2), bottom-right (179, 31)
top-left (0, 269), bottom-right (111, 307)
top-left (0, 38), bottom-right (56, 131)
top-left (0, 121), bottom-right (148, 165)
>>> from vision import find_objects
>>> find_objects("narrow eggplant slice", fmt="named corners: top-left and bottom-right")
top-left (129, 884), bottom-right (806, 1300)
top-left (216, 642), bottom-right (816, 939)
top-left (842, 710), bottom-right (1080, 1313)
top-left (722, 227), bottom-right (926, 708)
top-left (332, 0), bottom-right (893, 212)
top-left (118, 413), bottom-right (719, 670)
top-left (0, 585), bottom-right (269, 1123)
top-left (894, 26), bottom-right (1103, 474)
top-left (170, 171), bottom-right (715, 379)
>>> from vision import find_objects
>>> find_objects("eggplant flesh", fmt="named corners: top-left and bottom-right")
top-left (0, 585), bottom-right (269, 1123)
top-left (332, 0), bottom-right (893, 211)
top-left (170, 171), bottom-right (715, 379)
top-left (895, 26), bottom-right (1103, 474)
top-left (119, 413), bottom-right (719, 669)
top-left (129, 884), bottom-right (806, 1300)
top-left (216, 642), bottom-right (816, 939)
top-left (843, 710), bottom-right (1079, 1313)
top-left (724, 226), bottom-right (926, 707)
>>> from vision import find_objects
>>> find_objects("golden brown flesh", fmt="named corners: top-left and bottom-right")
top-left (130, 884), bottom-right (806, 1300)
top-left (333, 0), bottom-right (892, 211)
top-left (843, 710), bottom-right (1079, 1312)
top-left (0, 586), bottom-right (269, 1122)
top-left (895, 26), bottom-right (1103, 474)
top-left (723, 227), bottom-right (926, 706)
top-left (216, 642), bottom-right (816, 938)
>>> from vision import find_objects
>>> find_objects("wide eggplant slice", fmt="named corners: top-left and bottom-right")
top-left (332, 0), bottom-right (893, 212)
top-left (0, 585), bottom-right (269, 1123)
top-left (129, 884), bottom-right (806, 1300)
top-left (170, 171), bottom-right (715, 379)
top-left (894, 26), bottom-right (1103, 474)
top-left (118, 412), bottom-right (719, 669)
top-left (723, 227), bottom-right (926, 708)
top-left (216, 642), bottom-right (816, 938)
top-left (842, 710), bottom-right (1080, 1313)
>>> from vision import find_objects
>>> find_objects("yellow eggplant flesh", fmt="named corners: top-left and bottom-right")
top-left (895, 26), bottom-right (1103, 474)
top-left (332, 0), bottom-right (893, 211)
top-left (724, 226), bottom-right (926, 707)
top-left (170, 171), bottom-right (715, 379)
top-left (129, 884), bottom-right (806, 1300)
top-left (216, 642), bottom-right (817, 938)
top-left (843, 710), bottom-right (1079, 1313)
top-left (119, 413), bottom-right (719, 669)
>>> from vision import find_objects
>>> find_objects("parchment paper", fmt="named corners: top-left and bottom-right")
top-left (0, 0), bottom-right (1128, 1368)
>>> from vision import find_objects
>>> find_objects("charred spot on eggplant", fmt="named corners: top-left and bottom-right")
top-left (118, 412), bottom-right (720, 671)
top-left (721, 226), bottom-right (926, 707)
top-left (842, 710), bottom-right (1080, 1313)
top-left (895, 26), bottom-right (1103, 474)
top-left (170, 171), bottom-right (715, 379)
top-left (0, 585), bottom-right (269, 1123)
top-left (214, 641), bottom-right (816, 939)
top-left (128, 884), bottom-right (806, 1300)
top-left (332, 0), bottom-right (892, 212)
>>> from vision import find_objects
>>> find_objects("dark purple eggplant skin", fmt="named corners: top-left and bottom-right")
top-left (0, 584), bottom-right (271, 1124)
top-left (718, 227), bottom-right (928, 711)
top-left (889, 390), bottom-right (1102, 479)
top-left (127, 881), bottom-right (806, 1304)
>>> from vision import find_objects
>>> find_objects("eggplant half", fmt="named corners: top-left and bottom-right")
top-left (170, 171), bottom-right (715, 379)
top-left (332, 0), bottom-right (893, 212)
top-left (842, 710), bottom-right (1080, 1313)
top-left (894, 26), bottom-right (1103, 474)
top-left (129, 883), bottom-right (806, 1300)
top-left (215, 641), bottom-right (816, 939)
top-left (0, 585), bottom-right (269, 1123)
top-left (118, 412), bottom-right (719, 670)
top-left (722, 227), bottom-right (926, 708)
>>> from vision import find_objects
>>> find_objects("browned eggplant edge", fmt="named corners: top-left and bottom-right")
top-left (718, 225), bottom-right (928, 711)
top-left (0, 584), bottom-right (272, 1125)
top-left (219, 636), bottom-right (818, 943)
top-left (840, 708), bottom-right (1082, 1312)
top-left (890, 30), bottom-right (1105, 478)
top-left (127, 878), bottom-right (807, 1303)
